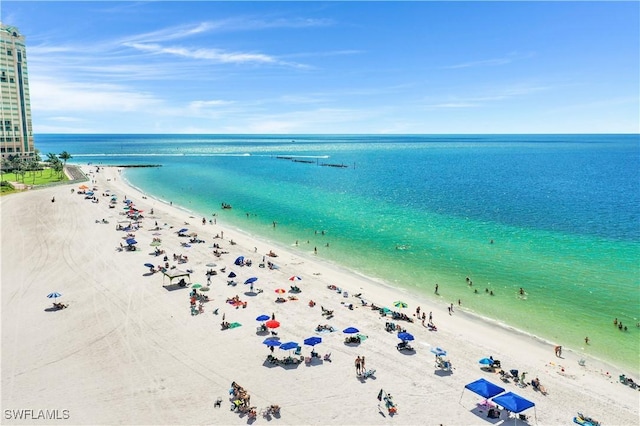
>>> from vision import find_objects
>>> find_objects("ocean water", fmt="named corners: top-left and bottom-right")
top-left (35, 134), bottom-right (640, 371)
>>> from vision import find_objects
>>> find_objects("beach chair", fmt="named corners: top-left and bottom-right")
top-left (294, 346), bottom-right (302, 356)
top-left (323, 352), bottom-right (332, 362)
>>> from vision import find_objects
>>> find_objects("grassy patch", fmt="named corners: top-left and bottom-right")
top-left (0, 181), bottom-right (16, 195)
top-left (1, 169), bottom-right (68, 186)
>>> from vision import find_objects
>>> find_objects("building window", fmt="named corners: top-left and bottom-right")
top-left (8, 77), bottom-right (14, 83)
top-left (6, 49), bottom-right (12, 56)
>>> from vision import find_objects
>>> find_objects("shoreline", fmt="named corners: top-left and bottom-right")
top-left (120, 168), bottom-right (637, 375)
top-left (2, 165), bottom-right (638, 425)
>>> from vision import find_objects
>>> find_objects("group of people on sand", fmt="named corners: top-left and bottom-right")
top-left (226, 295), bottom-right (247, 309)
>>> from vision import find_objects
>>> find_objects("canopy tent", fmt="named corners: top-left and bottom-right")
top-left (464, 378), bottom-right (505, 399)
top-left (491, 392), bottom-right (535, 413)
top-left (162, 269), bottom-right (191, 285)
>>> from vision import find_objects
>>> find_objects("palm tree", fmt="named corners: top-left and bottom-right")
top-left (52, 160), bottom-right (64, 179)
top-left (46, 153), bottom-right (59, 177)
top-left (58, 151), bottom-right (72, 166)
top-left (27, 156), bottom-right (41, 185)
top-left (58, 151), bottom-right (72, 179)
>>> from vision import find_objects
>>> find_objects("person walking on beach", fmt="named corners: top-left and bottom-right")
top-left (361, 356), bottom-right (366, 372)
top-left (355, 356), bottom-right (362, 375)
top-left (585, 336), bottom-right (589, 345)
top-left (555, 345), bottom-right (562, 357)
top-left (429, 311), bottom-right (433, 322)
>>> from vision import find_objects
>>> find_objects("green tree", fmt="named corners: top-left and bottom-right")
top-left (52, 159), bottom-right (64, 179)
top-left (46, 153), bottom-right (60, 177)
top-left (27, 156), bottom-right (41, 185)
top-left (58, 151), bottom-right (72, 166)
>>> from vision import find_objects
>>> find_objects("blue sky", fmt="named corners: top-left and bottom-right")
top-left (2, 1), bottom-right (639, 134)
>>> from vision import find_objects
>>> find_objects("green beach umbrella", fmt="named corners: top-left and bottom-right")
top-left (393, 301), bottom-right (408, 309)
top-left (192, 284), bottom-right (202, 289)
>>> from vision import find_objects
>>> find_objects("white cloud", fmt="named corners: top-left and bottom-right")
top-left (124, 42), bottom-right (278, 64)
top-left (30, 77), bottom-right (163, 113)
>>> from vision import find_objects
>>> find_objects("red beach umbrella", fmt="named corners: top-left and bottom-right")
top-left (275, 288), bottom-right (286, 294)
top-left (265, 320), bottom-right (280, 329)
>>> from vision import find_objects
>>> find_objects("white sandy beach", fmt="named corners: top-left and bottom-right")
top-left (1, 165), bottom-right (638, 425)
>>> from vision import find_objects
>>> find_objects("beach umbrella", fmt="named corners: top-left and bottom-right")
top-left (150, 241), bottom-right (161, 246)
top-left (263, 339), bottom-right (281, 347)
top-left (265, 320), bottom-right (280, 329)
top-left (304, 336), bottom-right (322, 346)
top-left (191, 284), bottom-right (202, 289)
top-left (289, 276), bottom-right (302, 281)
top-left (343, 327), bottom-right (359, 334)
top-left (200, 287), bottom-right (210, 291)
top-left (78, 184), bottom-right (88, 189)
top-left (228, 272), bottom-right (237, 278)
top-left (274, 288), bottom-right (286, 294)
top-left (256, 314), bottom-right (270, 322)
top-left (234, 256), bottom-right (245, 265)
top-left (430, 347), bottom-right (447, 357)
top-left (244, 277), bottom-right (258, 284)
top-left (397, 332), bottom-right (414, 341)
top-left (206, 263), bottom-right (217, 267)
top-left (479, 358), bottom-right (493, 365)
top-left (491, 392), bottom-right (535, 413)
top-left (144, 263), bottom-right (155, 268)
top-left (178, 228), bottom-right (188, 233)
top-left (47, 292), bottom-right (62, 299)
top-left (279, 341), bottom-right (299, 351)
top-left (126, 238), bottom-right (137, 245)
top-left (393, 301), bottom-right (408, 309)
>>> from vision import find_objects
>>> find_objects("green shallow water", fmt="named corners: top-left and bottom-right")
top-left (125, 161), bottom-right (639, 372)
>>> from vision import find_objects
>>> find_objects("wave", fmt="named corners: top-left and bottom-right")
top-left (71, 153), bottom-right (253, 157)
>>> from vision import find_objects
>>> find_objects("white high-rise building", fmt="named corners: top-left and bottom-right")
top-left (0, 24), bottom-right (34, 159)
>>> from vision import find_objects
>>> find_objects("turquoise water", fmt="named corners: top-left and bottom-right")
top-left (36, 134), bottom-right (640, 371)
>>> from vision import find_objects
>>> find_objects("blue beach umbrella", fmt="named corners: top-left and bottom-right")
top-left (256, 314), bottom-right (270, 322)
top-left (263, 339), bottom-right (281, 347)
top-left (228, 272), bottom-right (237, 278)
top-left (430, 347), bottom-right (447, 357)
top-left (144, 263), bottom-right (155, 268)
top-left (279, 341), bottom-right (299, 351)
top-left (178, 228), bottom-right (188, 233)
top-left (244, 277), bottom-right (258, 284)
top-left (479, 358), bottom-right (494, 365)
top-left (47, 292), bottom-right (62, 299)
top-left (234, 256), bottom-right (245, 265)
top-left (343, 327), bottom-right (359, 334)
top-left (126, 238), bottom-right (137, 245)
top-left (397, 332), bottom-right (414, 341)
top-left (304, 336), bottom-right (322, 346)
